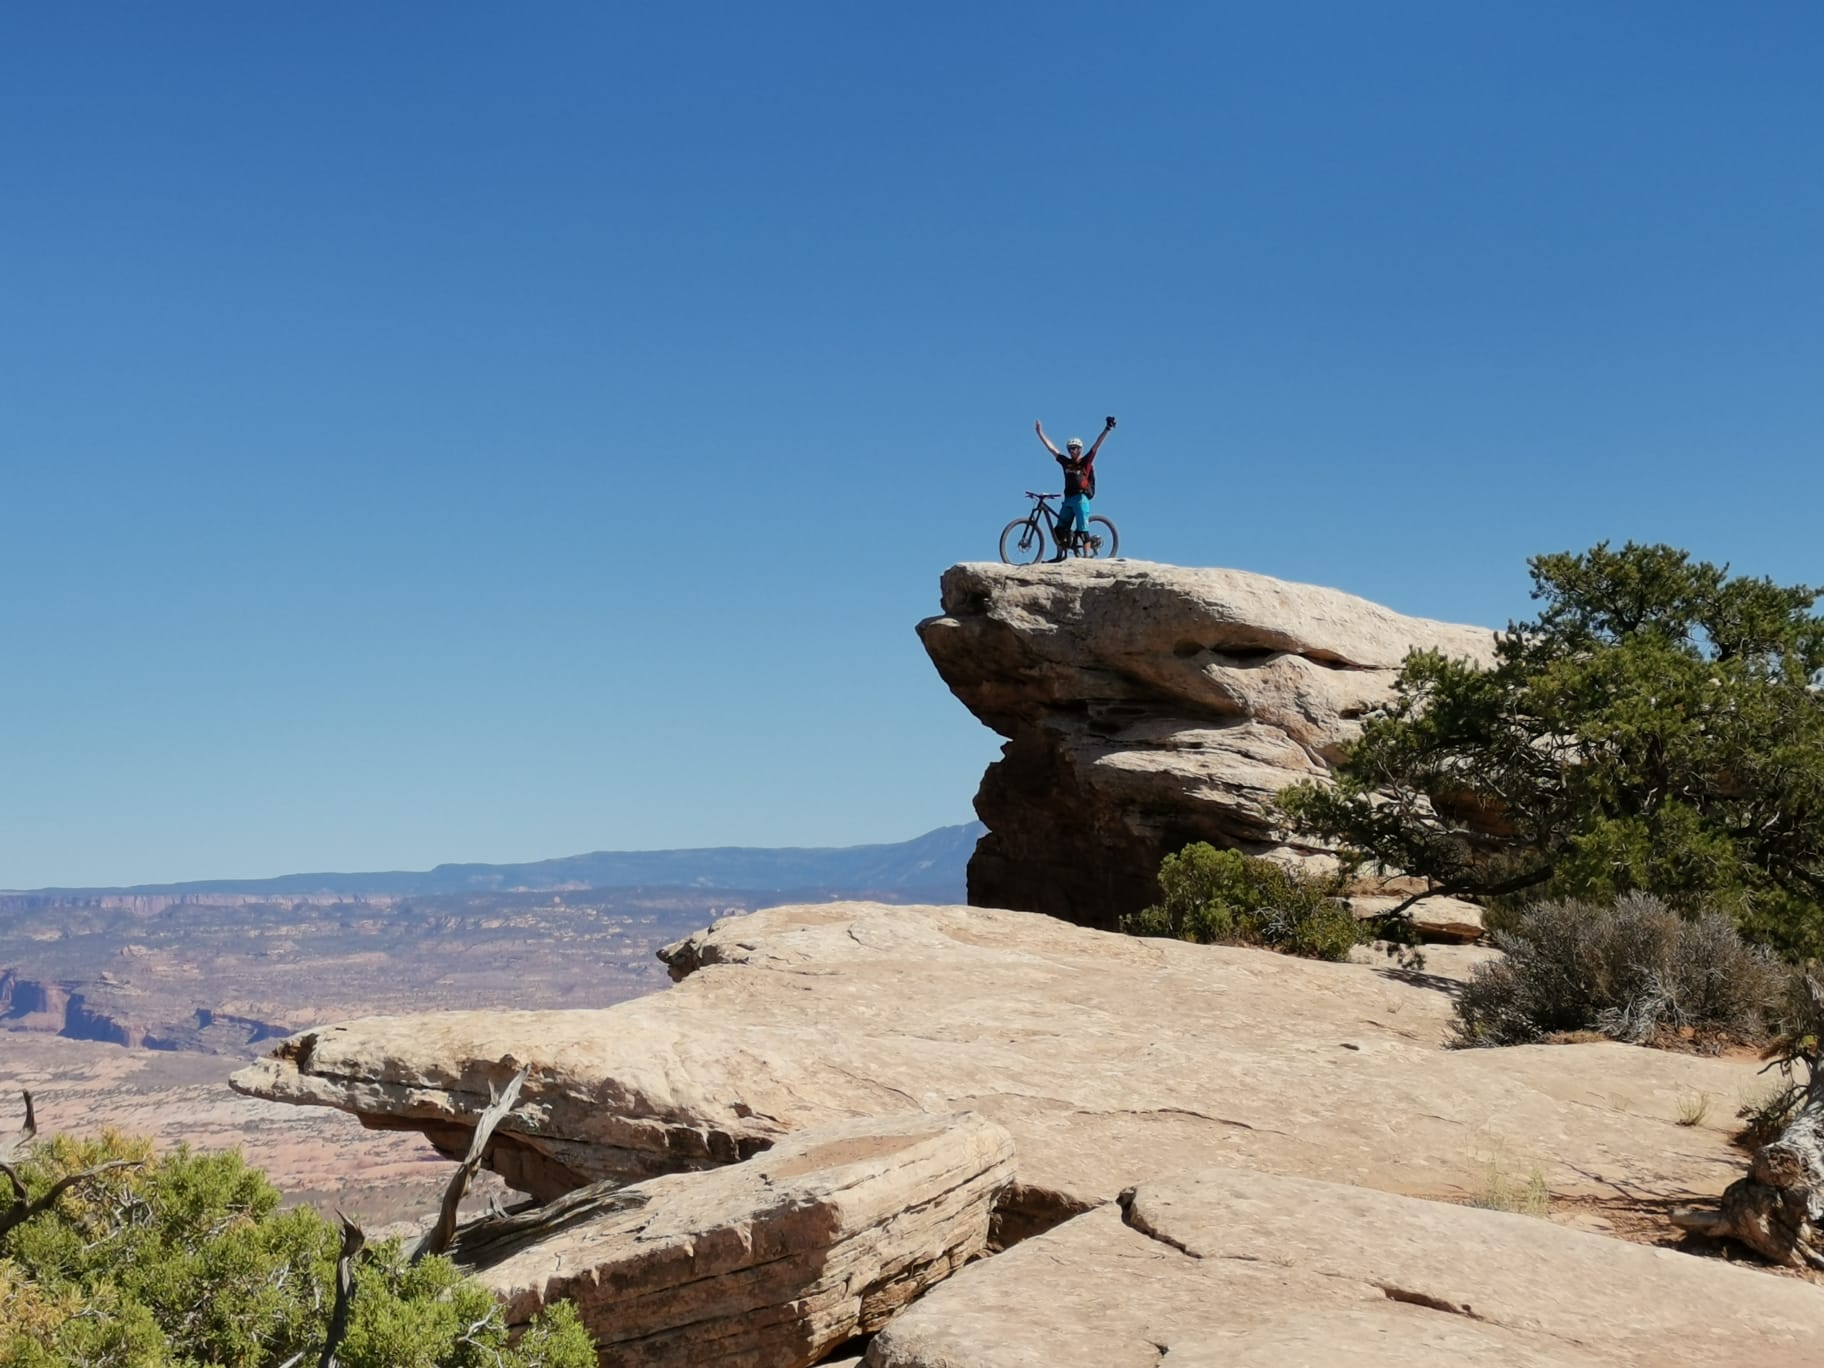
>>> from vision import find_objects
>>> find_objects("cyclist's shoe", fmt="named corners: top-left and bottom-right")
top-left (1087, 536), bottom-right (1103, 552)
top-left (1049, 547), bottom-right (1068, 563)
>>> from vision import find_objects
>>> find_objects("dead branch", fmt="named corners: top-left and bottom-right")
top-left (1672, 974), bottom-right (1824, 1267)
top-left (318, 1213), bottom-right (366, 1368)
top-left (445, 1180), bottom-right (650, 1270)
top-left (412, 1064), bottom-right (531, 1263)
top-left (2, 1091), bottom-right (39, 1204)
top-left (0, 1090), bottom-right (37, 1164)
top-left (0, 1091), bottom-right (143, 1238)
top-left (0, 1158), bottom-right (145, 1238)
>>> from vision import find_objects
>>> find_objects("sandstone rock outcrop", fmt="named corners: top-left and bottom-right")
top-left (868, 1166), bottom-right (1824, 1367)
top-left (234, 902), bottom-right (1768, 1242)
top-left (916, 560), bottom-right (1496, 929)
top-left (453, 1111), bottom-right (1012, 1368)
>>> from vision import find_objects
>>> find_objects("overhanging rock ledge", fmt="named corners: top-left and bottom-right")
top-left (916, 559), bottom-right (1496, 930)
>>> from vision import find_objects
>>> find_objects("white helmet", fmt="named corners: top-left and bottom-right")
top-left (1066, 437), bottom-right (1084, 452)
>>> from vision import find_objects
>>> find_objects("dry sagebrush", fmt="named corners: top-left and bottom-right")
top-left (1454, 892), bottom-right (1792, 1049)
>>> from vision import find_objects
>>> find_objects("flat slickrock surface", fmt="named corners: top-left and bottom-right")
top-left (235, 902), bottom-right (1771, 1233)
top-left (867, 1166), bottom-right (1824, 1368)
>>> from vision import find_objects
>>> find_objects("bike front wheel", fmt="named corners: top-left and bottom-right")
top-left (999, 517), bottom-right (1048, 565)
top-left (1082, 515), bottom-right (1119, 559)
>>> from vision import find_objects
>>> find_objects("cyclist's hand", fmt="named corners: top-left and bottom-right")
top-left (1034, 420), bottom-right (1044, 435)
top-left (1105, 415), bottom-right (1117, 429)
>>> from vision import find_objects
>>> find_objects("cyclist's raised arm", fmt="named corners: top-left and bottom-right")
top-left (1034, 419), bottom-right (1063, 458)
top-left (1086, 415), bottom-right (1116, 460)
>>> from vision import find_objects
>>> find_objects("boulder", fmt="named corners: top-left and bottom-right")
top-left (1352, 893), bottom-right (1487, 943)
top-left (233, 902), bottom-right (1770, 1242)
top-left (867, 1165), bottom-right (1824, 1367)
top-left (454, 1111), bottom-right (1013, 1368)
top-left (916, 560), bottom-right (1496, 929)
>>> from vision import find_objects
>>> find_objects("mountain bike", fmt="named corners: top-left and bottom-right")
top-left (998, 491), bottom-right (1119, 564)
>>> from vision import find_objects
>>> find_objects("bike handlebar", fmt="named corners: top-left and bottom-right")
top-left (1024, 490), bottom-right (1062, 500)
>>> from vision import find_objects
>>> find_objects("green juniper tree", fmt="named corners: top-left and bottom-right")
top-left (1282, 541), bottom-right (1824, 957)
top-left (0, 1130), bottom-right (594, 1368)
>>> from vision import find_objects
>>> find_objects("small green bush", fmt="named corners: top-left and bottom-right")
top-left (1453, 892), bottom-right (1792, 1048)
top-left (1123, 844), bottom-right (1364, 961)
top-left (0, 1133), bottom-right (594, 1368)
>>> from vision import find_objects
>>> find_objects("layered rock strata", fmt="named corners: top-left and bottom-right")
top-left (916, 560), bottom-right (1496, 929)
top-left (868, 1166), bottom-right (1824, 1367)
top-left (234, 902), bottom-right (1767, 1240)
top-left (457, 1111), bottom-right (1013, 1368)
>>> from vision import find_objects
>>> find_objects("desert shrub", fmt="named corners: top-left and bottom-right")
top-left (1467, 1155), bottom-right (1551, 1218)
top-left (0, 1132), bottom-right (594, 1368)
top-left (1123, 844), bottom-right (1364, 961)
top-left (1674, 1089), bottom-right (1713, 1127)
top-left (1453, 891), bottom-right (1792, 1048)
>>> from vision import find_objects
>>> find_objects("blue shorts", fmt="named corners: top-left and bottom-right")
top-left (1058, 493), bottom-right (1091, 534)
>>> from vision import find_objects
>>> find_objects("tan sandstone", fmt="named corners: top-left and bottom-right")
top-left (456, 1111), bottom-right (1012, 1368)
top-left (917, 560), bottom-right (1497, 928)
top-left (867, 1166), bottom-right (1824, 1367)
top-left (234, 901), bottom-right (1770, 1241)
top-left (1352, 892), bottom-right (1487, 942)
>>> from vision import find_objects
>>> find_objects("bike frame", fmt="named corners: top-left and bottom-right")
top-left (1023, 492), bottom-right (1060, 538)
top-left (1021, 492), bottom-right (1092, 548)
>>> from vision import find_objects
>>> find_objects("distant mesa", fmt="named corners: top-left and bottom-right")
top-left (0, 822), bottom-right (985, 905)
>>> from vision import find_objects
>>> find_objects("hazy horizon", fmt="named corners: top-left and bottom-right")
top-left (3, 819), bottom-right (984, 894)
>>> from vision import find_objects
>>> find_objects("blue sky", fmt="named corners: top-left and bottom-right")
top-left (3, 3), bottom-right (1820, 887)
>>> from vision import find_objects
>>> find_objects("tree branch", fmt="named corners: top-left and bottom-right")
top-left (411, 1064), bottom-right (531, 1262)
top-left (444, 1181), bottom-right (650, 1270)
top-left (0, 1090), bottom-right (146, 1237)
top-left (318, 1214), bottom-right (365, 1368)
top-left (0, 1159), bottom-right (144, 1238)
top-left (0, 1090), bottom-right (37, 1165)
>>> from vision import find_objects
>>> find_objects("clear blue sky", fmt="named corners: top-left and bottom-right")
top-left (4, 3), bottom-right (1820, 887)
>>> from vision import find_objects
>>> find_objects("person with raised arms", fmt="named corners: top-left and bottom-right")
top-left (1033, 415), bottom-right (1116, 562)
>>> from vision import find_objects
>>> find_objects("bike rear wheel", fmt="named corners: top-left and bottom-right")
top-left (999, 517), bottom-right (1048, 565)
top-left (1081, 515), bottom-right (1119, 559)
